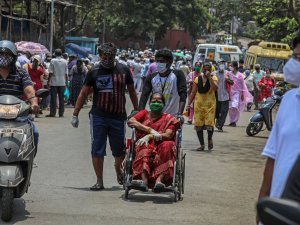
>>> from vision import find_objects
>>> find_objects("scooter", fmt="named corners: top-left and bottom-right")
top-left (0, 89), bottom-right (49, 221)
top-left (257, 197), bottom-right (300, 225)
top-left (246, 88), bottom-right (283, 136)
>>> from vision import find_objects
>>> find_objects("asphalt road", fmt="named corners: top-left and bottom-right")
top-left (1, 99), bottom-right (269, 225)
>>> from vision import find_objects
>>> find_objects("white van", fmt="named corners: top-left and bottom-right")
top-left (193, 44), bottom-right (242, 66)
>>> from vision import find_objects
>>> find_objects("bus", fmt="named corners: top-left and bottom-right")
top-left (193, 44), bottom-right (242, 66)
top-left (244, 41), bottom-right (292, 81)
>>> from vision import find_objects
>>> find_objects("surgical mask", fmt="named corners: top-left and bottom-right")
top-left (283, 58), bottom-right (300, 86)
top-left (156, 62), bottom-right (167, 74)
top-left (0, 54), bottom-right (13, 68)
top-left (100, 58), bottom-right (115, 69)
top-left (150, 102), bottom-right (164, 113)
top-left (229, 66), bottom-right (233, 72)
top-left (194, 66), bottom-right (201, 72)
top-left (219, 64), bottom-right (225, 71)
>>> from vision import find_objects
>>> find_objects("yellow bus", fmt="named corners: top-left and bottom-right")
top-left (244, 41), bottom-right (292, 81)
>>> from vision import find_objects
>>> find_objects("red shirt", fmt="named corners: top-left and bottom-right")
top-left (26, 64), bottom-right (44, 90)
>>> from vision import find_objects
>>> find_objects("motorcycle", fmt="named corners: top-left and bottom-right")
top-left (0, 89), bottom-right (49, 221)
top-left (246, 89), bottom-right (283, 136)
top-left (257, 197), bottom-right (300, 225)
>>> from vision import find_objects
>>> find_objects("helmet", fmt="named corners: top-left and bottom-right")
top-left (0, 40), bottom-right (18, 57)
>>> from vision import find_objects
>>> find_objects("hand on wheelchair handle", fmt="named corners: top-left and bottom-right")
top-left (176, 115), bottom-right (185, 124)
top-left (127, 110), bottom-right (139, 120)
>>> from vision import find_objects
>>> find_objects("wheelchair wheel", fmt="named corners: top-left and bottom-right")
top-left (124, 186), bottom-right (129, 199)
top-left (173, 186), bottom-right (178, 202)
top-left (181, 152), bottom-right (186, 194)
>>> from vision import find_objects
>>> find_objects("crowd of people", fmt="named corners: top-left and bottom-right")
top-left (2, 33), bottom-right (300, 224)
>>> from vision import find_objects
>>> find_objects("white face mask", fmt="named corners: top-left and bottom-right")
top-left (283, 58), bottom-right (300, 86)
top-left (229, 66), bottom-right (233, 72)
top-left (219, 64), bottom-right (225, 71)
top-left (156, 62), bottom-right (167, 74)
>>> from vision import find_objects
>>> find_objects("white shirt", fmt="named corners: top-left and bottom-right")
top-left (151, 72), bottom-right (180, 116)
top-left (262, 88), bottom-right (300, 198)
top-left (48, 57), bottom-right (68, 86)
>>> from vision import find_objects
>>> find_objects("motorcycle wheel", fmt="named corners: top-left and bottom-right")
top-left (1, 188), bottom-right (14, 222)
top-left (246, 122), bottom-right (263, 136)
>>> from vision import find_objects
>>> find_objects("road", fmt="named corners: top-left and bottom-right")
top-left (1, 99), bottom-right (269, 225)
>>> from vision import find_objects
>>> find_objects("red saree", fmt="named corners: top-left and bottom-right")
top-left (132, 110), bottom-right (179, 187)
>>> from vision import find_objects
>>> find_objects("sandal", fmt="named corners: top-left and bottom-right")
top-left (90, 183), bottom-right (104, 191)
top-left (132, 180), bottom-right (148, 192)
top-left (196, 145), bottom-right (205, 151)
top-left (153, 182), bottom-right (166, 193)
top-left (208, 140), bottom-right (213, 150)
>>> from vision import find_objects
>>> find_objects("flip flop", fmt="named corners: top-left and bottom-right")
top-left (90, 183), bottom-right (104, 191)
top-left (196, 145), bottom-right (205, 151)
top-left (153, 182), bottom-right (166, 193)
top-left (131, 180), bottom-right (148, 192)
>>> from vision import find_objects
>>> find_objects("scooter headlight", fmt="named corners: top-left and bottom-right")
top-left (0, 104), bottom-right (21, 119)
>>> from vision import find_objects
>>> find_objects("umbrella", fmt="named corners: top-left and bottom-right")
top-left (65, 43), bottom-right (91, 58)
top-left (173, 52), bottom-right (186, 58)
top-left (15, 41), bottom-right (50, 55)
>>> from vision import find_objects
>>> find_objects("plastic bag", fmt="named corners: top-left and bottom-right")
top-left (64, 87), bottom-right (70, 101)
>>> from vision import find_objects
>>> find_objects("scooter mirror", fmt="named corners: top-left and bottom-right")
top-left (257, 197), bottom-right (300, 225)
top-left (35, 89), bottom-right (50, 98)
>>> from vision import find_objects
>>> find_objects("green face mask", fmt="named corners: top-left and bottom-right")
top-left (150, 102), bottom-right (164, 113)
top-left (195, 66), bottom-right (201, 72)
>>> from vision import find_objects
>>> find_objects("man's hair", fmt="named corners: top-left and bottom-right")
top-left (155, 48), bottom-right (173, 62)
top-left (98, 42), bottom-right (117, 56)
top-left (291, 33), bottom-right (300, 49)
top-left (54, 49), bottom-right (62, 56)
top-left (239, 59), bottom-right (244, 64)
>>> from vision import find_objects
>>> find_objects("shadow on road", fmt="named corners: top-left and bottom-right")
top-left (120, 191), bottom-right (176, 204)
top-left (0, 198), bottom-right (33, 224)
top-left (63, 186), bottom-right (123, 192)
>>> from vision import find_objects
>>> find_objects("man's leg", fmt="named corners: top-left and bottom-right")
top-left (58, 86), bottom-right (65, 117)
top-left (219, 100), bottom-right (229, 128)
top-left (108, 118), bottom-right (126, 184)
top-left (92, 157), bottom-right (104, 187)
top-left (49, 86), bottom-right (57, 116)
top-left (90, 114), bottom-right (108, 189)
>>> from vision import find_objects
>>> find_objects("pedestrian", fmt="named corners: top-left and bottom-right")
top-left (139, 48), bottom-right (187, 116)
top-left (180, 60), bottom-right (190, 77)
top-left (244, 69), bottom-right (254, 111)
top-left (238, 59), bottom-right (245, 73)
top-left (187, 63), bottom-right (218, 151)
top-left (256, 34), bottom-right (300, 225)
top-left (46, 48), bottom-right (68, 118)
top-left (215, 59), bottom-right (232, 131)
top-left (258, 69), bottom-right (276, 101)
top-left (23, 55), bottom-right (45, 117)
top-left (186, 62), bottom-right (201, 124)
top-left (228, 61), bottom-right (253, 127)
top-left (69, 59), bottom-right (88, 106)
top-left (132, 57), bottom-right (143, 92)
top-left (71, 42), bottom-right (138, 190)
top-left (252, 64), bottom-right (265, 109)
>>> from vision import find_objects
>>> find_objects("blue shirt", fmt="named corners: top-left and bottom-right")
top-left (262, 88), bottom-right (300, 198)
top-left (0, 68), bottom-right (33, 99)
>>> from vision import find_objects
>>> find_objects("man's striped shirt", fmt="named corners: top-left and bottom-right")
top-left (0, 68), bottom-right (33, 99)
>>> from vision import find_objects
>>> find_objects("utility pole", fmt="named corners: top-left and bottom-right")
top-left (50, 0), bottom-right (55, 53)
top-left (0, 1), bottom-right (2, 40)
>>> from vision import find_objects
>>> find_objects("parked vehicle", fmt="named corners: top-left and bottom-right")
top-left (244, 41), bottom-right (292, 82)
top-left (0, 89), bottom-right (49, 221)
top-left (193, 44), bottom-right (242, 66)
top-left (246, 89), bottom-right (283, 136)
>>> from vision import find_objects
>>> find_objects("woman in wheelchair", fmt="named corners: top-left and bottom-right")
top-left (127, 92), bottom-right (179, 192)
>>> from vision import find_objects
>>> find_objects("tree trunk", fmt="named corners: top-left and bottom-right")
top-left (290, 0), bottom-right (300, 29)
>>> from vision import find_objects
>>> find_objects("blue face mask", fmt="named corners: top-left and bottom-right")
top-left (156, 62), bottom-right (167, 74)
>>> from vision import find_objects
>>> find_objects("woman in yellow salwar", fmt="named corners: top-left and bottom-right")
top-left (187, 63), bottom-right (218, 151)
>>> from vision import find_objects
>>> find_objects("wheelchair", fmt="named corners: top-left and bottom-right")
top-left (123, 124), bottom-right (186, 202)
